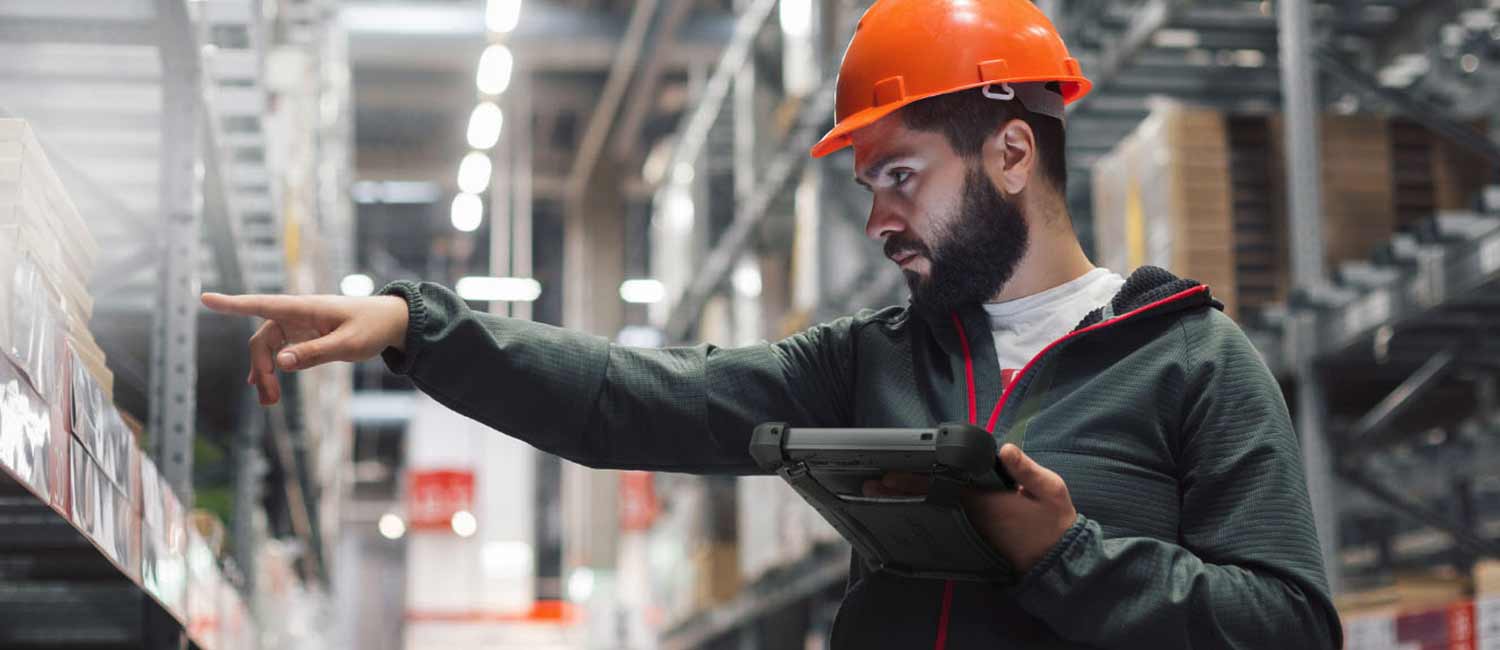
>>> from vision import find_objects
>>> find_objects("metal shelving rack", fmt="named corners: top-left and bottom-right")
top-left (650, 0), bottom-right (1500, 646)
top-left (0, 0), bottom-right (306, 647)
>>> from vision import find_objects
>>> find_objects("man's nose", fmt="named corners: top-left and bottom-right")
top-left (865, 198), bottom-right (907, 241)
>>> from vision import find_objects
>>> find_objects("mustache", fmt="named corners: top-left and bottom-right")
top-left (884, 235), bottom-right (930, 261)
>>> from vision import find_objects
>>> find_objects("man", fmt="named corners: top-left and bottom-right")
top-left (204, 1), bottom-right (1342, 647)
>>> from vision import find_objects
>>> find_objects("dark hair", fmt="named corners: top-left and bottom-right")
top-left (900, 84), bottom-right (1068, 193)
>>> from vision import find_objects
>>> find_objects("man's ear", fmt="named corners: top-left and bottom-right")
top-left (981, 119), bottom-right (1037, 196)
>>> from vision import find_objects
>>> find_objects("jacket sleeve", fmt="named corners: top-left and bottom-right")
top-left (377, 281), bottom-right (857, 474)
top-left (1012, 312), bottom-right (1342, 649)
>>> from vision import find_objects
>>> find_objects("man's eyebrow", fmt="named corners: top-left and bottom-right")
top-left (853, 153), bottom-right (905, 188)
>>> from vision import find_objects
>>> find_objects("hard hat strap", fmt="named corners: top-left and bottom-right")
top-left (981, 82), bottom-right (1066, 123)
top-left (981, 82), bottom-right (1016, 101)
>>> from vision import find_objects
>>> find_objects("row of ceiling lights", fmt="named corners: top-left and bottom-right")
top-left (451, 0), bottom-right (521, 233)
top-left (339, 2), bottom-right (527, 303)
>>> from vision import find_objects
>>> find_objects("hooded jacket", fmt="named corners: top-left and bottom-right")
top-left (379, 266), bottom-right (1343, 649)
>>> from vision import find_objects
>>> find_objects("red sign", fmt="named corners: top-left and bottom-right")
top-left (1447, 601), bottom-right (1474, 642)
top-left (618, 471), bottom-right (659, 532)
top-left (407, 469), bottom-right (475, 531)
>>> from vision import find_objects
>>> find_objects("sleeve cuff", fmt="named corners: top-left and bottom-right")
top-left (378, 280), bottom-right (428, 375)
top-left (1013, 513), bottom-right (1091, 596)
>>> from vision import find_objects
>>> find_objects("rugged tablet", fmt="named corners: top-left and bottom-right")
top-left (749, 423), bottom-right (1017, 582)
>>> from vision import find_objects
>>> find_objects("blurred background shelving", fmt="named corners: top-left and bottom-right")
top-left (2, 1), bottom-right (1500, 649)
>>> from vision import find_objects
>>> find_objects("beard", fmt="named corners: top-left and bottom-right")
top-left (885, 165), bottom-right (1030, 319)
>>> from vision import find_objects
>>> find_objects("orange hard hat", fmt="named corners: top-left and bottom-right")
top-left (810, 0), bottom-right (1092, 158)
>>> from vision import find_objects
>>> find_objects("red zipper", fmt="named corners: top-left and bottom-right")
top-left (980, 285), bottom-right (1208, 433)
top-left (932, 579), bottom-right (955, 650)
top-left (930, 284), bottom-right (1207, 650)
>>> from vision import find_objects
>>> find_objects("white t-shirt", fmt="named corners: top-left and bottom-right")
top-left (982, 267), bottom-right (1125, 390)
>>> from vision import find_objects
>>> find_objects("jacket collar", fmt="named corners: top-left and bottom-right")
top-left (917, 266), bottom-right (1221, 426)
top-left (922, 266), bottom-right (1221, 352)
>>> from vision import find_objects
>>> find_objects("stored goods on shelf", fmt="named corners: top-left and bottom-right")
top-left (0, 119), bottom-right (110, 398)
top-left (1092, 100), bottom-right (1238, 316)
top-left (1093, 104), bottom-right (1496, 319)
top-left (1480, 560), bottom-right (1500, 596)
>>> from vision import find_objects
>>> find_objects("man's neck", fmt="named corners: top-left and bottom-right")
top-left (989, 211), bottom-right (1097, 304)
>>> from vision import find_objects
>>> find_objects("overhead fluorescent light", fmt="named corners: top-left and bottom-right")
top-left (616, 325), bottom-right (665, 347)
top-left (481, 541), bottom-right (534, 579)
top-left (779, 0), bottom-right (813, 38)
top-left (486, 0), bottom-right (522, 34)
top-left (662, 186), bottom-right (694, 232)
top-left (467, 102), bottom-right (504, 150)
top-left (476, 44), bottom-right (515, 95)
top-left (378, 513), bottom-right (406, 540)
top-left (351, 180), bottom-right (441, 204)
top-left (1151, 29), bottom-right (1200, 49)
top-left (457, 276), bottom-right (542, 302)
top-left (450, 510), bottom-right (478, 537)
top-left (341, 273), bottom-right (375, 297)
top-left (567, 567), bottom-right (596, 603)
top-left (620, 279), bottom-right (667, 304)
top-left (451, 193), bottom-right (484, 232)
top-left (457, 151), bottom-right (493, 194)
top-left (340, 4), bottom-right (482, 36)
top-left (732, 259), bottom-right (762, 298)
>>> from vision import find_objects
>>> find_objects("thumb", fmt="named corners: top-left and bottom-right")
top-left (999, 443), bottom-right (1062, 498)
top-left (278, 330), bottom-right (354, 371)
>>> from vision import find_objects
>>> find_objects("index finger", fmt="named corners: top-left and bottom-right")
top-left (202, 293), bottom-right (314, 321)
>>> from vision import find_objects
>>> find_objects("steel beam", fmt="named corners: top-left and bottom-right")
top-left (231, 392), bottom-right (265, 597)
top-left (611, 0), bottom-right (699, 159)
top-left (1345, 350), bottom-right (1458, 450)
top-left (660, 0), bottom-right (779, 187)
top-left (0, 17), bottom-right (158, 46)
top-left (149, 0), bottom-right (202, 504)
top-left (1279, 0), bottom-right (1340, 593)
top-left (660, 547), bottom-right (849, 650)
top-left (562, 0), bottom-right (662, 205)
top-left (1314, 47), bottom-right (1500, 168)
top-left (663, 83), bottom-right (837, 342)
top-left (202, 114), bottom-right (249, 296)
top-left (1339, 465), bottom-right (1500, 561)
top-left (267, 401), bottom-right (323, 582)
top-left (1066, 0), bottom-right (1187, 115)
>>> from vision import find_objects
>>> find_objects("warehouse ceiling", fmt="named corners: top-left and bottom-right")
top-left (343, 0), bottom-right (735, 289)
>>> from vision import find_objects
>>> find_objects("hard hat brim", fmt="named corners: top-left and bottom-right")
top-left (809, 76), bottom-right (1093, 159)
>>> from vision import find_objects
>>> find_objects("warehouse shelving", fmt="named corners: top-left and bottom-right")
top-left (0, 0), bottom-right (334, 646)
top-left (659, 544), bottom-right (849, 650)
top-left (0, 352), bottom-right (255, 649)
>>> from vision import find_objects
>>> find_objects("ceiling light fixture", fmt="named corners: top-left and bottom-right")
top-left (467, 102), bottom-right (505, 150)
top-left (476, 44), bottom-right (515, 95)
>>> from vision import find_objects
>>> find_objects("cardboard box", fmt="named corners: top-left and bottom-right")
top-left (1092, 100), bottom-right (1238, 316)
top-left (1478, 560), bottom-right (1500, 596)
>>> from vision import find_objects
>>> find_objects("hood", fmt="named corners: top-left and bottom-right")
top-left (1074, 265), bottom-right (1224, 330)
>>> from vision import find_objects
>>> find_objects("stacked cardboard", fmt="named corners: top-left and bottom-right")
top-left (1268, 114), bottom-right (1398, 269)
top-left (1095, 107), bottom-right (1492, 318)
top-left (1092, 100), bottom-right (1238, 317)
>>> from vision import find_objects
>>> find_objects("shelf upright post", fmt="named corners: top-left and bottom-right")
top-left (1277, 0), bottom-right (1340, 594)
top-left (151, 0), bottom-right (204, 504)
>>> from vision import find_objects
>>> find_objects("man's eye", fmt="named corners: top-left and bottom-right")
top-left (890, 169), bottom-right (913, 186)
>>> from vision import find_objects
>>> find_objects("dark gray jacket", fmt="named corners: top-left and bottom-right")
top-left (380, 266), bottom-right (1342, 649)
